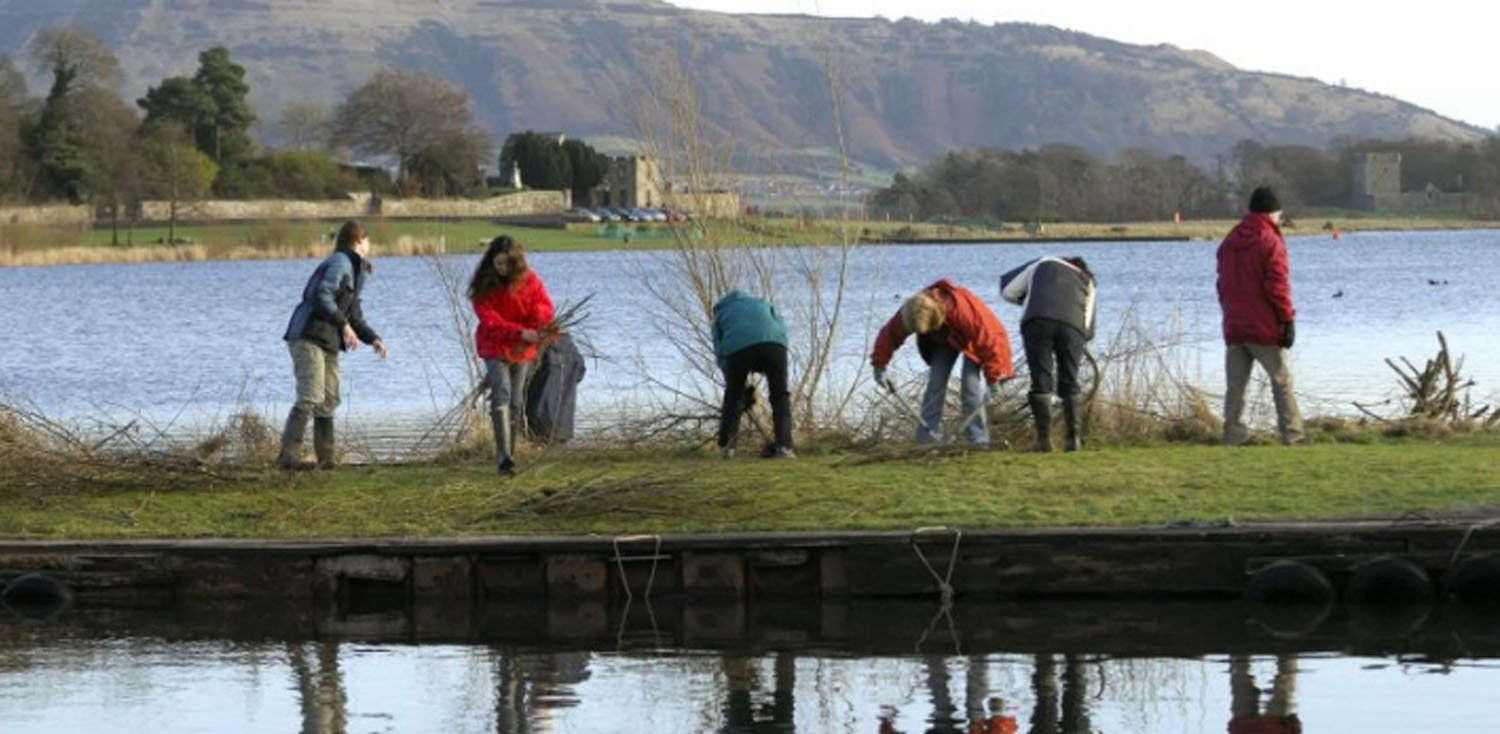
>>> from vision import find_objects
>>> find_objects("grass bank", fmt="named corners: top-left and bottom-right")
top-left (4, 436), bottom-right (1499, 539)
top-left (3, 213), bottom-right (1496, 266)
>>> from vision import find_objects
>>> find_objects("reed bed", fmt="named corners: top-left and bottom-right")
top-left (0, 236), bottom-right (445, 267)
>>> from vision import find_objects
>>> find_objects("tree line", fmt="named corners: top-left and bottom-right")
top-left (0, 26), bottom-right (611, 221)
top-left (871, 136), bottom-right (1500, 222)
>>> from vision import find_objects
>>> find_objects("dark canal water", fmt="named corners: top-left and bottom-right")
top-left (1, 229), bottom-right (1497, 446)
top-left (1, 599), bottom-right (1497, 732)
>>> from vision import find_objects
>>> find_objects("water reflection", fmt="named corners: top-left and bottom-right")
top-left (288, 642), bottom-right (346, 734)
top-left (495, 648), bottom-right (589, 734)
top-left (722, 653), bottom-right (796, 732)
top-left (1229, 654), bottom-right (1299, 734)
top-left (1, 601), bottom-right (1498, 733)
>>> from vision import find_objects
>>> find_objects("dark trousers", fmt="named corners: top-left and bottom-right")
top-left (1022, 318), bottom-right (1086, 396)
top-left (718, 342), bottom-right (793, 450)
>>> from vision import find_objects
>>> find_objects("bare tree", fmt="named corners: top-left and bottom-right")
top-left (26, 27), bottom-right (122, 94)
top-left (279, 100), bottom-right (333, 152)
top-left (331, 69), bottom-right (490, 194)
top-left (0, 74), bottom-right (21, 200)
top-left (622, 45), bottom-right (865, 444)
top-left (140, 123), bottom-right (219, 244)
top-left (76, 89), bottom-right (146, 243)
top-left (0, 52), bottom-right (26, 109)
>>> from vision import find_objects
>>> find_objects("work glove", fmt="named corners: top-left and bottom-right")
top-left (1278, 321), bottom-right (1296, 349)
top-left (872, 366), bottom-right (888, 388)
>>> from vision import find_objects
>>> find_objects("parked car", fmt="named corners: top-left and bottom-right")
top-left (593, 208), bottom-right (622, 222)
top-left (564, 207), bottom-right (601, 223)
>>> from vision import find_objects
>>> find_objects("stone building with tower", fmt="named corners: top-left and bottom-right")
top-left (604, 155), bottom-right (665, 208)
top-left (1349, 151), bottom-right (1474, 212)
top-left (603, 155), bottom-right (741, 218)
top-left (1349, 152), bottom-right (1402, 210)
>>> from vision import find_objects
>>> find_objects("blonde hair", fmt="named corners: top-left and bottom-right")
top-left (900, 291), bottom-right (945, 334)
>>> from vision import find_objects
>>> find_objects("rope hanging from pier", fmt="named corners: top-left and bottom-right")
top-left (910, 526), bottom-right (963, 605)
top-left (910, 526), bottom-right (964, 654)
top-left (611, 534), bottom-right (665, 603)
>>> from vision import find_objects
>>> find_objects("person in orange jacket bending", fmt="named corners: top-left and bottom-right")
top-left (870, 279), bottom-right (1014, 445)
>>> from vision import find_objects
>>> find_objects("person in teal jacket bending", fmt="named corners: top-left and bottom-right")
top-left (712, 290), bottom-right (794, 459)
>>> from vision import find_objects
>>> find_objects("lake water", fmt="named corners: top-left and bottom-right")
top-left (2, 229), bottom-right (1497, 446)
top-left (2, 599), bottom-right (1498, 733)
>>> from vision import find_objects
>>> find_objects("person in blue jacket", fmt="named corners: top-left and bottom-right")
top-left (276, 220), bottom-right (387, 469)
top-left (712, 289), bottom-right (794, 459)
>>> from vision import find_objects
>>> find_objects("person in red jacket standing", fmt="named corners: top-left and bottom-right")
top-left (468, 235), bottom-right (555, 476)
top-left (1217, 187), bottom-right (1303, 445)
top-left (870, 279), bottom-right (1013, 444)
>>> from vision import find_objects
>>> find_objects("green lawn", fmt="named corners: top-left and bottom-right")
top-left (74, 221), bottom-right (633, 253)
top-left (5, 437), bottom-right (1499, 539)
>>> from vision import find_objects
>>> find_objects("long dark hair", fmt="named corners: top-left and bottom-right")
top-left (468, 234), bottom-right (529, 301)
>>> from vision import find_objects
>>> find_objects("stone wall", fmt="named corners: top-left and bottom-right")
top-left (665, 190), bottom-right (742, 219)
top-left (133, 190), bottom-right (569, 223)
top-left (1396, 186), bottom-right (1475, 212)
top-left (137, 197), bottom-right (369, 223)
top-left (0, 203), bottom-right (92, 227)
top-left (380, 190), bottom-right (568, 218)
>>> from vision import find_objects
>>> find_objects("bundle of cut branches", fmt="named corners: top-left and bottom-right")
top-left (413, 294), bottom-right (597, 458)
top-left (0, 403), bottom-right (238, 495)
top-left (540, 293), bottom-right (594, 347)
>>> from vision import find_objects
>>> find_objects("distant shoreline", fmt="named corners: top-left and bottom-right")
top-left (3, 216), bottom-right (1497, 267)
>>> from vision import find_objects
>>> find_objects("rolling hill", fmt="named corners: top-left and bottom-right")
top-left (0, 0), bottom-right (1483, 175)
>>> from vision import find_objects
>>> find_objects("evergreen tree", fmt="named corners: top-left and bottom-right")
top-left (23, 27), bottom-right (121, 202)
top-left (499, 131), bottom-right (571, 190)
top-left (561, 138), bottom-right (608, 203)
top-left (191, 47), bottom-right (255, 164)
top-left (139, 47), bottom-right (255, 169)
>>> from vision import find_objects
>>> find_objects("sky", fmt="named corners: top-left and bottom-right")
top-left (667, 0), bottom-right (1497, 132)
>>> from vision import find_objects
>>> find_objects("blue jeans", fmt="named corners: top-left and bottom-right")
top-left (920, 342), bottom-right (989, 445)
top-left (485, 359), bottom-right (532, 417)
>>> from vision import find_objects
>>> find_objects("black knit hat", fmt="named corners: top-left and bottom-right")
top-left (1248, 186), bottom-right (1281, 214)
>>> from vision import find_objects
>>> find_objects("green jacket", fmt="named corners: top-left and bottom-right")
top-left (712, 290), bottom-right (788, 368)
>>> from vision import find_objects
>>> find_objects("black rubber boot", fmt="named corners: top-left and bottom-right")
top-left (1062, 396), bottom-right (1082, 452)
top-left (277, 407), bottom-right (314, 470)
top-left (493, 407), bottom-right (516, 477)
top-left (313, 416), bottom-right (336, 469)
top-left (1028, 394), bottom-right (1054, 453)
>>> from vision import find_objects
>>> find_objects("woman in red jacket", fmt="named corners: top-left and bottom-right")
top-left (468, 235), bottom-right (555, 475)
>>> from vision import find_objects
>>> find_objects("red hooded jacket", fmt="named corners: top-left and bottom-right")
top-left (1217, 213), bottom-right (1295, 345)
top-left (473, 269), bottom-right (555, 362)
top-left (870, 279), bottom-right (1014, 384)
